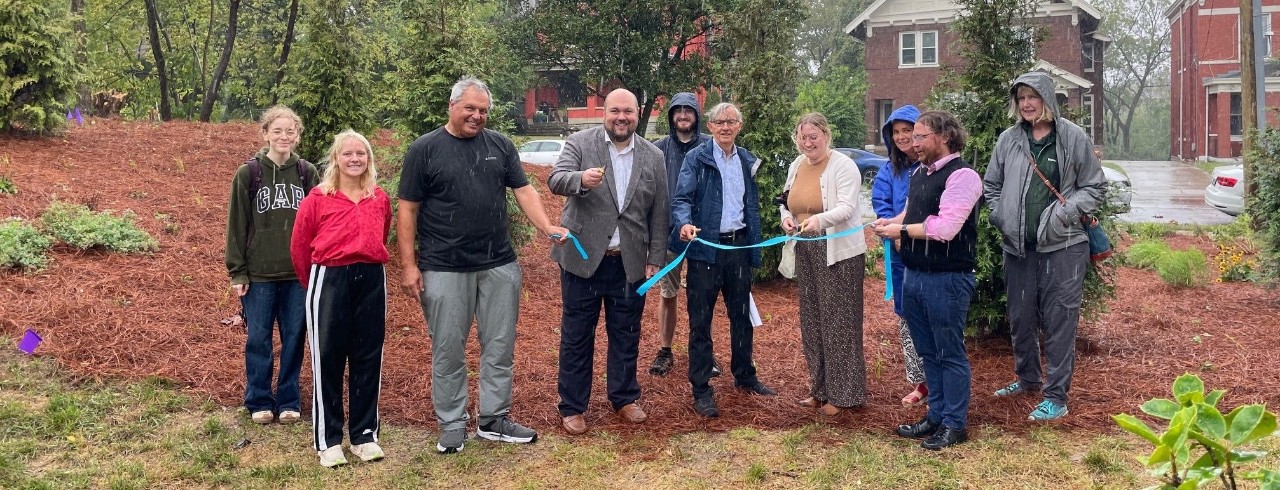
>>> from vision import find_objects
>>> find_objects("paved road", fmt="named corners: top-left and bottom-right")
top-left (1113, 160), bottom-right (1235, 225)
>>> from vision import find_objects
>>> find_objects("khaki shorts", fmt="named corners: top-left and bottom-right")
top-left (657, 251), bottom-right (685, 299)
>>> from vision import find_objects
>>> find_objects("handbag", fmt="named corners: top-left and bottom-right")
top-left (778, 240), bottom-right (797, 279)
top-left (1026, 152), bottom-right (1112, 261)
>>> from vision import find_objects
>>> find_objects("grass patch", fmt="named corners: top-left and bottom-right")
top-left (0, 341), bottom-right (1211, 489)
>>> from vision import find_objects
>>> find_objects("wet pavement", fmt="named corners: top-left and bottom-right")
top-left (1113, 160), bottom-right (1235, 225)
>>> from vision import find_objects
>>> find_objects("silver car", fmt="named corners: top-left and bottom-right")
top-left (1204, 164), bottom-right (1244, 216)
top-left (1103, 167), bottom-right (1133, 214)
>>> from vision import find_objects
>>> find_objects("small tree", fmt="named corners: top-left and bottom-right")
top-left (1, 0), bottom-right (78, 134)
top-left (279, 0), bottom-right (375, 160)
top-left (931, 0), bottom-right (1116, 332)
top-left (716, 0), bottom-right (804, 280)
top-left (1247, 127), bottom-right (1280, 286)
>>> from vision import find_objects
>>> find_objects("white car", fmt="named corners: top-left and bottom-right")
top-left (1204, 164), bottom-right (1245, 216)
top-left (518, 139), bottom-right (566, 166)
top-left (1102, 167), bottom-right (1133, 213)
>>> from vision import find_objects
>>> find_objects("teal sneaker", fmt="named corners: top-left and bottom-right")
top-left (994, 381), bottom-right (1033, 397)
top-left (1028, 400), bottom-right (1068, 421)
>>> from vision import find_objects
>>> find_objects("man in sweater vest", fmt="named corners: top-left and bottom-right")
top-left (872, 110), bottom-right (982, 450)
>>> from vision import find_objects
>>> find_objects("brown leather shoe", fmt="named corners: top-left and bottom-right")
top-left (561, 414), bottom-right (587, 435)
top-left (617, 403), bottom-right (648, 423)
top-left (797, 397), bottom-right (820, 408)
top-left (818, 403), bottom-right (842, 416)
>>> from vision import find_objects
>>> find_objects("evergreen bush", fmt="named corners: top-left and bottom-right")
top-left (0, 1), bottom-right (79, 134)
top-left (1247, 128), bottom-right (1280, 285)
top-left (41, 201), bottom-right (158, 253)
top-left (0, 218), bottom-right (53, 270)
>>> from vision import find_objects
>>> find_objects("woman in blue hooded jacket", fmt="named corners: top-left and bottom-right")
top-left (870, 104), bottom-right (927, 407)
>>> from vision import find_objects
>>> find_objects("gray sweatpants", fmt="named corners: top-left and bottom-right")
top-left (1003, 241), bottom-right (1088, 405)
top-left (419, 261), bottom-right (522, 431)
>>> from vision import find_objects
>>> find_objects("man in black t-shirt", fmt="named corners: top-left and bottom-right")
top-left (396, 76), bottom-right (567, 455)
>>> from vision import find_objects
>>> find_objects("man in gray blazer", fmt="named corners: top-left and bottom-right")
top-left (547, 89), bottom-right (669, 435)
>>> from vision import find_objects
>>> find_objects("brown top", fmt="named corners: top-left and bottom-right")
top-left (787, 154), bottom-right (828, 224)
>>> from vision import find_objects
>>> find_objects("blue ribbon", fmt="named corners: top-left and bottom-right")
top-left (882, 238), bottom-right (894, 301)
top-left (636, 224), bottom-right (875, 296)
top-left (553, 232), bottom-right (589, 260)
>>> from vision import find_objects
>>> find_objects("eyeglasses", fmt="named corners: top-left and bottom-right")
top-left (709, 119), bottom-right (741, 126)
top-left (911, 132), bottom-right (935, 142)
top-left (269, 129), bottom-right (298, 137)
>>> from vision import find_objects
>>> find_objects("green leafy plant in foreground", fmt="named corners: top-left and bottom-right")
top-left (1113, 373), bottom-right (1280, 489)
top-left (0, 218), bottom-right (53, 270)
top-left (40, 201), bottom-right (158, 253)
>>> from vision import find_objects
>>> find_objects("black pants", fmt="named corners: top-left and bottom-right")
top-left (557, 256), bottom-right (645, 416)
top-left (686, 234), bottom-right (757, 399)
top-left (304, 263), bottom-right (386, 451)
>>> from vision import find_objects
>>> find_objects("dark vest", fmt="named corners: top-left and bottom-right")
top-left (900, 158), bottom-right (978, 272)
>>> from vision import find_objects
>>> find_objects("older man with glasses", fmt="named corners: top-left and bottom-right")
top-left (670, 102), bottom-right (776, 419)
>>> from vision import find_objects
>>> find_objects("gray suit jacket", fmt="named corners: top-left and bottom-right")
top-left (547, 126), bottom-right (669, 283)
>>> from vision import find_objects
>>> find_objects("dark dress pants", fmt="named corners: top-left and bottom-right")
top-left (686, 233), bottom-right (757, 399)
top-left (557, 256), bottom-right (645, 416)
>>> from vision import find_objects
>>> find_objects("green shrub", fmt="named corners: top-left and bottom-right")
top-left (40, 201), bottom-right (158, 253)
top-left (0, 1), bottom-right (78, 134)
top-left (1246, 128), bottom-right (1280, 284)
top-left (1113, 373), bottom-right (1279, 489)
top-left (1128, 222), bottom-right (1173, 241)
top-left (1128, 241), bottom-right (1172, 269)
top-left (0, 176), bottom-right (15, 195)
top-left (1155, 249), bottom-right (1210, 288)
top-left (0, 218), bottom-right (53, 270)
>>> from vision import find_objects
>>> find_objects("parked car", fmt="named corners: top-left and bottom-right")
top-left (833, 147), bottom-right (888, 184)
top-left (1204, 164), bottom-right (1244, 216)
top-left (518, 139), bottom-right (566, 166)
top-left (1102, 166), bottom-right (1133, 213)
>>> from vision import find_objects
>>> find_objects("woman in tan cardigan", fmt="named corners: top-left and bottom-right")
top-left (779, 112), bottom-right (868, 415)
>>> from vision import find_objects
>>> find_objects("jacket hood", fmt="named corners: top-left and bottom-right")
top-left (1010, 71), bottom-right (1060, 124)
top-left (879, 104), bottom-right (921, 149)
top-left (666, 92), bottom-right (702, 139)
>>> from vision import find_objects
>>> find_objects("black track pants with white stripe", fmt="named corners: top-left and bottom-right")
top-left (305, 263), bottom-right (386, 451)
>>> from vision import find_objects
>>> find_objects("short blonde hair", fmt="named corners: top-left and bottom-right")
top-left (1008, 85), bottom-right (1054, 124)
top-left (317, 130), bottom-right (377, 198)
top-left (259, 105), bottom-right (303, 134)
top-left (792, 112), bottom-right (832, 154)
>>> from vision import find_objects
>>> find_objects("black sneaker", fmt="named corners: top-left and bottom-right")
top-left (693, 395), bottom-right (720, 418)
top-left (649, 348), bottom-right (674, 376)
top-left (436, 427), bottom-right (466, 454)
top-left (737, 382), bottom-right (777, 397)
top-left (477, 415), bottom-right (538, 444)
top-left (710, 358), bottom-right (722, 377)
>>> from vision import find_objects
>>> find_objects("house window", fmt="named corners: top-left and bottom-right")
top-left (875, 99), bottom-right (894, 132)
top-left (1082, 39), bottom-right (1096, 72)
top-left (1081, 93), bottom-right (1094, 138)
top-left (1266, 13), bottom-right (1274, 57)
top-left (899, 31), bottom-right (938, 67)
top-left (1230, 92), bottom-right (1242, 136)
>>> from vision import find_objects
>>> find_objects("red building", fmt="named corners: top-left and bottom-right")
top-left (1167, 0), bottom-right (1280, 161)
top-left (846, 0), bottom-right (1107, 149)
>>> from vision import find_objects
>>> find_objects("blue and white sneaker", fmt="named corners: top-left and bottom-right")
top-left (1028, 400), bottom-right (1069, 421)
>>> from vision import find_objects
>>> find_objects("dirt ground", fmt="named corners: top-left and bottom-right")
top-left (2, 119), bottom-right (1277, 442)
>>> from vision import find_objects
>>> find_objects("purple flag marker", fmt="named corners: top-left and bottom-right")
top-left (18, 329), bottom-right (42, 355)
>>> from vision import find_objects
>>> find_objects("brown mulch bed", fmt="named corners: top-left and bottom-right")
top-left (3, 119), bottom-right (1278, 444)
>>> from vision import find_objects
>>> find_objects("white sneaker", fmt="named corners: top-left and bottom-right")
top-left (278, 410), bottom-right (301, 424)
top-left (349, 442), bottom-right (385, 462)
top-left (318, 445), bottom-right (348, 468)
top-left (250, 410), bottom-right (274, 424)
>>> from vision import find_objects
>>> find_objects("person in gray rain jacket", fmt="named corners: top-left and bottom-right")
top-left (982, 71), bottom-right (1106, 422)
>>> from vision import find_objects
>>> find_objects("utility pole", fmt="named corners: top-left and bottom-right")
top-left (1240, 0), bottom-right (1260, 199)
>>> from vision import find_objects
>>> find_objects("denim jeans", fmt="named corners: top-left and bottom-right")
top-left (242, 279), bottom-right (306, 413)
top-left (902, 269), bottom-right (975, 430)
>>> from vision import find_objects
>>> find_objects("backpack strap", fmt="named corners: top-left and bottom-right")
top-left (245, 158), bottom-right (262, 248)
top-left (298, 158), bottom-right (313, 194)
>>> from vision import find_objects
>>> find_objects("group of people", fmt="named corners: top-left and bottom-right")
top-left (223, 70), bottom-right (1107, 467)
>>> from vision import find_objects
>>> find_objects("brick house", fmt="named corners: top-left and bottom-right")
top-left (1168, 0), bottom-right (1280, 161)
top-left (845, 0), bottom-right (1107, 150)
